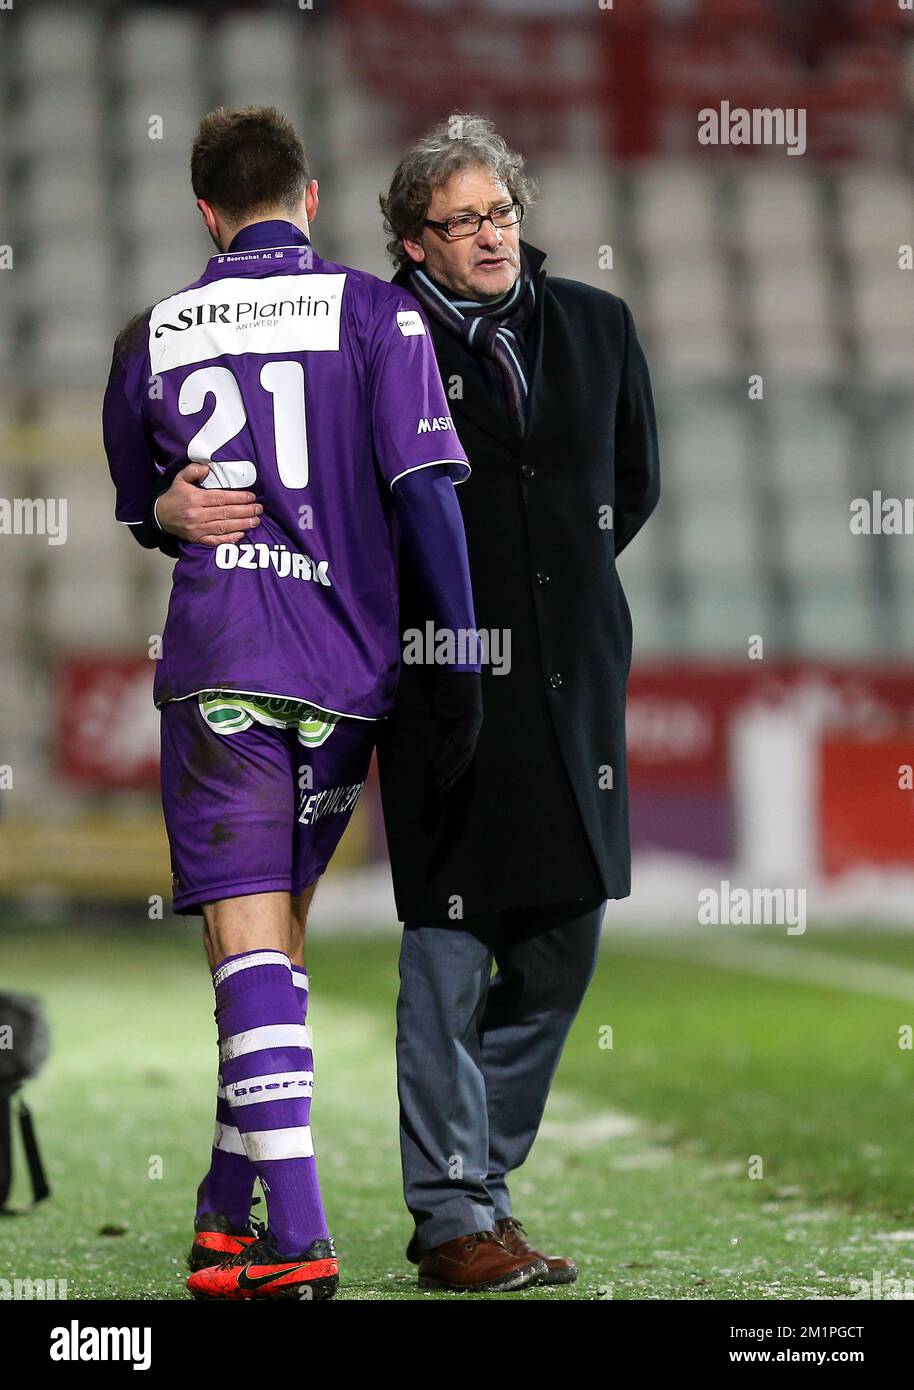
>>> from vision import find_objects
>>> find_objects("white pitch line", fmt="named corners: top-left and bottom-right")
top-left (619, 938), bottom-right (914, 1004)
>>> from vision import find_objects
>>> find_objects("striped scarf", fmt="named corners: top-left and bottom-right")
top-left (406, 255), bottom-right (536, 434)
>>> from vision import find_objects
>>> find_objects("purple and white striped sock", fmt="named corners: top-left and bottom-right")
top-left (214, 950), bottom-right (327, 1255)
top-left (196, 958), bottom-right (317, 1243)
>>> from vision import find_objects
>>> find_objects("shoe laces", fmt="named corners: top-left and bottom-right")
top-left (215, 1233), bottom-right (274, 1271)
top-left (467, 1229), bottom-right (502, 1251)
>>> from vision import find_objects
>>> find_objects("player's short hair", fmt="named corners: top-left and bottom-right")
top-left (379, 112), bottom-right (537, 270)
top-left (191, 106), bottom-right (311, 223)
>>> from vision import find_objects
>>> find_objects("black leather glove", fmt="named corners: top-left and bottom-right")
top-left (429, 670), bottom-right (483, 794)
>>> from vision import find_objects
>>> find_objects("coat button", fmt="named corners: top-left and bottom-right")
top-left (521, 463), bottom-right (535, 478)
top-left (549, 672), bottom-right (563, 689)
top-left (536, 571), bottom-right (550, 584)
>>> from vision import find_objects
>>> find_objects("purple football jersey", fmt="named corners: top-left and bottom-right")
top-left (103, 221), bottom-right (470, 718)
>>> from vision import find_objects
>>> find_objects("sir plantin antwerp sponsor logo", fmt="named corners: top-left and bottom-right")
top-left (149, 273), bottom-right (345, 372)
top-left (153, 294), bottom-right (331, 336)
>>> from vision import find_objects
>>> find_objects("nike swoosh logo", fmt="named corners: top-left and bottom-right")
top-left (237, 1262), bottom-right (309, 1291)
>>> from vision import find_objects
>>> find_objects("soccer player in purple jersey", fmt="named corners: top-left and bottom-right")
top-left (102, 107), bottom-right (486, 1300)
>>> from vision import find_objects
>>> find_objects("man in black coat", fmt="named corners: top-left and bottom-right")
top-left (374, 114), bottom-right (659, 1292)
top-left (131, 113), bottom-right (659, 1295)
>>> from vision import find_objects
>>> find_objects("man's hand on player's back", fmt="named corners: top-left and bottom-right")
top-left (156, 462), bottom-right (263, 547)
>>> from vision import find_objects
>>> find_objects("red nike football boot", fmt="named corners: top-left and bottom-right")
top-left (187, 1231), bottom-right (339, 1300)
top-left (187, 1211), bottom-right (264, 1273)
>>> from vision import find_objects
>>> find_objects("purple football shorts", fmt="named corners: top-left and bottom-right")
top-left (159, 695), bottom-right (376, 915)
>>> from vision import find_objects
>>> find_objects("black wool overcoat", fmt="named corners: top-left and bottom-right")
top-left (376, 240), bottom-right (661, 922)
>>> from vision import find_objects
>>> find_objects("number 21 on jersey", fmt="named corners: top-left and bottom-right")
top-left (178, 362), bottom-right (308, 490)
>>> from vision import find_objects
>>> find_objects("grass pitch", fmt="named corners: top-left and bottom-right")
top-left (2, 913), bottom-right (914, 1300)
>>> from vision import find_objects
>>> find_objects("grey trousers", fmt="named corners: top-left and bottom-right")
top-left (396, 897), bottom-right (606, 1251)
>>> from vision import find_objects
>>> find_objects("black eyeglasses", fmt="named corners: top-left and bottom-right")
top-left (423, 202), bottom-right (524, 240)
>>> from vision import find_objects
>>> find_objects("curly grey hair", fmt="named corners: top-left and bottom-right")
top-left (379, 112), bottom-right (537, 270)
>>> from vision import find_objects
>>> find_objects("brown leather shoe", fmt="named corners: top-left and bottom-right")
top-left (495, 1217), bottom-right (578, 1285)
top-left (417, 1229), bottom-right (547, 1292)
